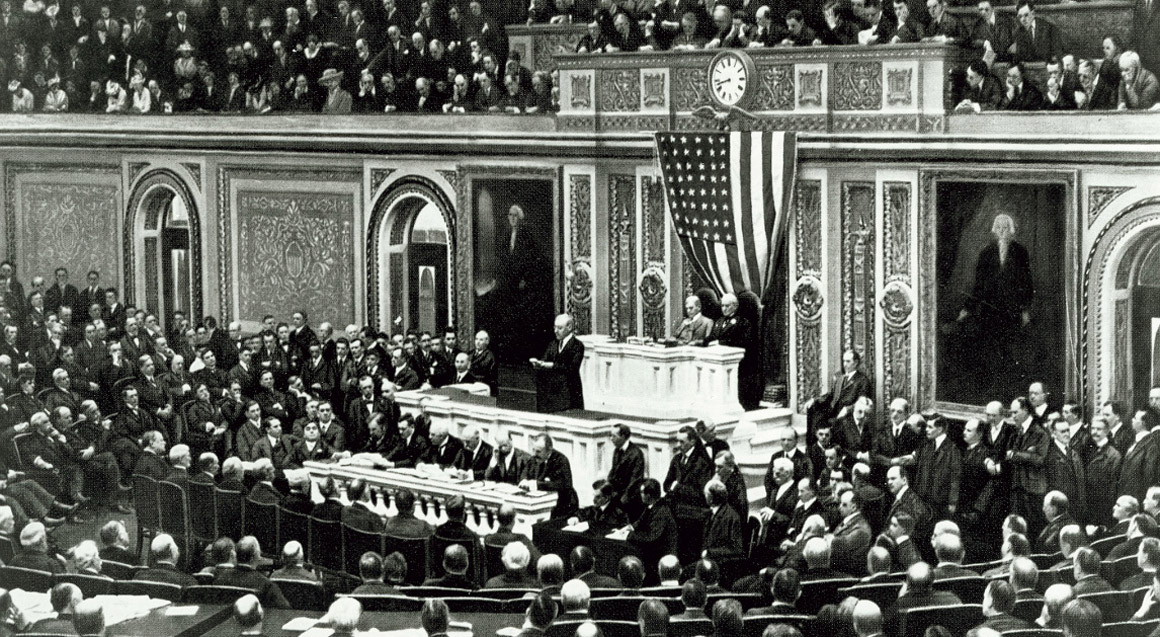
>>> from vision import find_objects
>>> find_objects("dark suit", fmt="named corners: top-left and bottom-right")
top-left (808, 370), bottom-right (873, 444)
top-left (1044, 442), bottom-right (1086, 522)
top-left (251, 436), bottom-right (294, 468)
top-left (762, 480), bottom-right (799, 546)
top-left (453, 441), bottom-right (494, 475)
top-left (537, 335), bottom-right (585, 412)
top-left (1001, 80), bottom-right (1045, 111)
top-left (1086, 443), bottom-right (1122, 527)
top-left (628, 502), bottom-right (679, 567)
top-left (215, 564), bottom-right (290, 608)
top-left (769, 448), bottom-right (813, 484)
top-left (608, 442), bottom-right (646, 503)
top-left (470, 348), bottom-right (498, 396)
top-left (134, 450), bottom-right (171, 481)
top-left (343, 502), bottom-right (386, 533)
top-left (831, 512), bottom-right (872, 576)
top-left (933, 563), bottom-right (977, 580)
top-left (135, 562), bottom-right (198, 587)
top-left (387, 434), bottom-right (430, 469)
top-left (889, 487), bottom-right (932, 530)
top-left (980, 613), bottom-right (1030, 633)
top-left (664, 447), bottom-right (714, 515)
top-left (485, 448), bottom-right (529, 484)
top-left (520, 449), bottom-right (578, 516)
top-left (963, 73), bottom-right (1003, 111)
top-left (383, 513), bottom-right (435, 538)
top-left (1012, 18), bottom-right (1063, 63)
top-left (579, 502), bottom-right (630, 527)
top-left (702, 504), bottom-right (743, 560)
top-left (912, 438), bottom-right (962, 516)
top-left (424, 573), bottom-right (478, 590)
top-left (1120, 431), bottom-right (1160, 502)
top-left (425, 436), bottom-right (465, 468)
top-left (835, 414), bottom-right (875, 458)
top-left (248, 481), bottom-right (284, 506)
top-left (1074, 574), bottom-right (1116, 595)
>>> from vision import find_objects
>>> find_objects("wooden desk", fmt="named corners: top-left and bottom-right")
top-left (303, 461), bottom-right (558, 538)
top-left (200, 609), bottom-right (525, 637)
top-left (110, 603), bottom-right (232, 637)
top-left (532, 518), bottom-right (638, 578)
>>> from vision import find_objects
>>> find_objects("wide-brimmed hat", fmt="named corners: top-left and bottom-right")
top-left (47, 74), bottom-right (60, 86)
top-left (7, 79), bottom-right (19, 92)
top-left (176, 41), bottom-right (194, 53)
top-left (259, 16), bottom-right (273, 27)
top-left (319, 68), bottom-right (344, 84)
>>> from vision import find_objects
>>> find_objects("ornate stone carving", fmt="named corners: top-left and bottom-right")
top-left (557, 115), bottom-right (596, 131)
top-left (436, 170), bottom-right (460, 198)
top-left (919, 115), bottom-right (945, 134)
top-left (370, 168), bottom-right (397, 195)
top-left (181, 162), bottom-right (203, 190)
top-left (20, 183), bottom-right (120, 288)
top-left (609, 174), bottom-right (636, 339)
top-left (884, 328), bottom-right (911, 405)
top-left (598, 114), bottom-right (670, 132)
top-left (568, 173), bottom-right (593, 334)
top-left (834, 62), bottom-right (882, 110)
top-left (793, 276), bottom-right (824, 322)
top-left (642, 72), bottom-right (666, 108)
top-left (641, 176), bottom-right (666, 264)
top-left (672, 66), bottom-right (709, 111)
top-left (886, 68), bottom-right (913, 105)
top-left (796, 310), bottom-right (822, 413)
top-left (144, 236), bottom-right (158, 312)
top-left (532, 30), bottom-right (585, 72)
top-left (237, 193), bottom-right (355, 323)
top-left (832, 114), bottom-right (916, 132)
top-left (754, 64), bottom-right (794, 111)
top-left (798, 70), bottom-right (823, 107)
top-left (842, 182), bottom-right (876, 380)
top-left (880, 281), bottom-right (913, 328)
top-left (883, 182), bottom-right (910, 279)
top-left (129, 162), bottom-right (148, 184)
top-left (1112, 298), bottom-right (1132, 407)
top-left (795, 180), bottom-right (822, 277)
top-left (599, 69), bottom-right (640, 112)
top-left (570, 74), bottom-right (592, 108)
top-left (1087, 186), bottom-right (1134, 227)
top-left (639, 267), bottom-right (667, 340)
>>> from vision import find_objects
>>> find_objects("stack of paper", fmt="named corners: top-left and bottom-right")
top-left (93, 595), bottom-right (170, 625)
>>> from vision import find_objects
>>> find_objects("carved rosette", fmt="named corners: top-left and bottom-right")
top-left (834, 62), bottom-right (882, 111)
top-left (879, 281), bottom-right (913, 328)
top-left (754, 64), bottom-right (794, 111)
top-left (793, 276), bottom-right (824, 323)
top-left (798, 70), bottom-right (823, 107)
top-left (568, 173), bottom-right (593, 334)
top-left (599, 69), bottom-right (641, 112)
top-left (1087, 186), bottom-right (1134, 227)
top-left (639, 267), bottom-right (667, 340)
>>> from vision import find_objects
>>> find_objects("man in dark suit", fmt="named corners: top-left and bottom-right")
top-left (924, 0), bottom-right (964, 40)
top-left (133, 430), bottom-right (172, 481)
top-left (627, 479), bottom-right (678, 575)
top-left (77, 270), bottom-right (104, 321)
top-left (607, 424), bottom-right (646, 515)
top-left (1044, 420), bottom-right (1086, 523)
top-left (1118, 409), bottom-right (1160, 502)
top-left (388, 347), bottom-right (421, 391)
top-left (435, 495), bottom-right (480, 547)
top-left (1001, 62), bottom-right (1045, 110)
top-left (869, 398), bottom-right (924, 484)
top-left (1072, 547), bottom-right (1116, 594)
top-left (579, 480), bottom-right (630, 527)
top-left (702, 479), bottom-right (743, 561)
top-left (453, 426), bottom-right (493, 476)
top-left (424, 544), bottom-right (478, 590)
top-left (532, 314), bottom-right (585, 413)
top-left (135, 534), bottom-right (198, 587)
top-left (805, 349), bottom-right (873, 445)
top-left (956, 59), bottom-right (1003, 112)
top-left (835, 397), bottom-right (876, 464)
top-left (960, 418), bottom-right (996, 560)
top-left (831, 489), bottom-right (873, 576)
top-left (745, 569), bottom-right (801, 616)
top-left (469, 330), bottom-right (498, 396)
top-left (759, 456), bottom-right (799, 550)
top-left (886, 465), bottom-right (932, 533)
top-left (1085, 417), bottom-right (1123, 528)
top-left (448, 351), bottom-right (477, 385)
top-left (978, 580), bottom-right (1031, 633)
top-left (384, 416), bottom-right (430, 469)
top-left (31, 582), bottom-right (82, 634)
top-left (770, 427), bottom-right (814, 484)
top-left (932, 533), bottom-right (975, 580)
top-left (1010, 0), bottom-right (1062, 63)
top-left (519, 433), bottom-right (578, 517)
top-left (1005, 397), bottom-right (1050, 537)
top-left (383, 489), bottom-right (435, 538)
top-left (44, 267), bottom-right (79, 321)
top-left (215, 537), bottom-right (290, 609)
top-left (887, 562), bottom-right (962, 633)
top-left (485, 428), bottom-right (528, 484)
top-left (665, 426), bottom-right (715, 521)
top-left (910, 413), bottom-right (961, 520)
top-left (570, 546), bottom-right (621, 589)
top-left (341, 479), bottom-right (385, 533)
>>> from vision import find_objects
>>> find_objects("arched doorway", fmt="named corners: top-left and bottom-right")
top-left (1086, 199), bottom-right (1160, 410)
top-left (125, 170), bottom-right (202, 331)
top-left (367, 177), bottom-right (455, 335)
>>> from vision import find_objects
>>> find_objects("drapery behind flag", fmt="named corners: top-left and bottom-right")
top-left (654, 130), bottom-right (797, 299)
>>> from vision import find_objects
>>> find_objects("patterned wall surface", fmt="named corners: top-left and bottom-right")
top-left (793, 180), bottom-right (823, 411)
top-left (882, 182), bottom-right (913, 404)
top-left (236, 192), bottom-right (356, 324)
top-left (568, 174), bottom-right (593, 335)
top-left (842, 182), bottom-right (876, 386)
top-left (640, 175), bottom-right (667, 341)
top-left (17, 181), bottom-right (120, 286)
top-left (609, 174), bottom-right (636, 340)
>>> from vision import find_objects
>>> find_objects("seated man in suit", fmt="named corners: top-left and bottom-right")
top-left (559, 578), bottom-right (593, 620)
top-left (578, 480), bottom-right (629, 528)
top-left (520, 592), bottom-right (559, 635)
top-left (271, 541), bottom-right (319, 582)
top-left (30, 583), bottom-right (82, 634)
top-left (71, 540), bottom-right (113, 580)
top-left (978, 580), bottom-right (1030, 633)
top-left (861, 546), bottom-right (894, 582)
top-left (672, 295), bottom-right (713, 345)
top-left (383, 416), bottom-right (429, 468)
top-left (702, 478), bottom-right (743, 562)
top-left (435, 495), bottom-right (479, 544)
top-left (98, 520), bottom-right (137, 565)
top-left (1010, 556), bottom-right (1043, 602)
top-left (351, 552), bottom-right (399, 594)
top-left (342, 479), bottom-right (384, 533)
top-left (10, 521), bottom-right (65, 573)
top-left (484, 541), bottom-right (539, 589)
top-left (251, 417), bottom-right (294, 468)
top-left (247, 458), bottom-right (283, 505)
top-left (932, 533), bottom-right (975, 580)
top-left (1001, 62), bottom-right (1044, 110)
top-left (453, 425), bottom-right (492, 477)
top-left (673, 579), bottom-right (709, 619)
top-left (135, 533), bottom-right (198, 587)
top-left (569, 546), bottom-right (620, 589)
top-left (886, 562), bottom-right (961, 632)
top-left (424, 422), bottom-right (464, 468)
top-left (231, 595), bottom-right (265, 637)
top-left (627, 479), bottom-right (678, 575)
top-left (1071, 546), bottom-right (1115, 594)
top-left (215, 536), bottom-right (290, 609)
top-left (383, 488), bottom-right (435, 538)
top-left (423, 544), bottom-right (478, 590)
top-left (746, 568), bottom-right (801, 615)
top-left (485, 428), bottom-right (528, 484)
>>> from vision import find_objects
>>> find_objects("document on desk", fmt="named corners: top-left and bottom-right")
top-left (298, 626), bottom-right (335, 637)
top-left (164, 606), bottom-right (200, 616)
top-left (93, 595), bottom-right (170, 625)
top-left (605, 528), bottom-right (630, 540)
top-left (489, 483), bottom-right (525, 495)
top-left (283, 616), bottom-right (322, 631)
top-left (563, 521), bottom-right (590, 533)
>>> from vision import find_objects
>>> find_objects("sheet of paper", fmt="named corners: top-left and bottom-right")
top-left (298, 627), bottom-right (335, 637)
top-left (164, 606), bottom-right (199, 616)
top-left (496, 628), bottom-right (522, 637)
top-left (283, 616), bottom-right (322, 631)
top-left (563, 521), bottom-right (590, 533)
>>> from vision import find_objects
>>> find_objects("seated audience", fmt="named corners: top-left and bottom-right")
top-left (233, 594), bottom-right (265, 636)
top-left (561, 579), bottom-right (593, 619)
top-left (674, 579), bottom-right (709, 619)
top-left (978, 580), bottom-right (1030, 633)
top-left (31, 583), bottom-right (82, 634)
top-left (485, 541), bottom-right (538, 589)
top-left (271, 541), bottom-right (318, 582)
top-left (518, 592), bottom-right (557, 637)
top-left (72, 599), bottom-right (105, 637)
top-left (135, 534), bottom-right (197, 587)
top-left (423, 544), bottom-right (477, 590)
top-left (352, 552), bottom-right (397, 594)
top-left (215, 536), bottom-right (290, 609)
top-left (537, 553), bottom-right (566, 595)
top-left (746, 568), bottom-right (801, 615)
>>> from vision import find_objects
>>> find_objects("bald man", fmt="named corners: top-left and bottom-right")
top-left (531, 314), bottom-right (585, 413)
top-left (673, 296), bottom-right (713, 346)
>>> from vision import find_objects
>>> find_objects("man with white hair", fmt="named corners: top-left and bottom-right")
top-left (560, 579), bottom-right (592, 619)
top-left (530, 314), bottom-right (585, 412)
top-left (424, 421), bottom-right (464, 468)
top-left (673, 295), bottom-right (712, 346)
top-left (135, 534), bottom-right (197, 586)
top-left (11, 521), bottom-right (63, 573)
top-left (469, 330), bottom-right (498, 396)
top-left (852, 599), bottom-right (884, 637)
top-left (329, 597), bottom-right (363, 633)
top-left (702, 478), bottom-right (743, 560)
top-left (271, 541), bottom-right (318, 581)
top-left (72, 540), bottom-right (111, 579)
top-left (165, 444), bottom-right (192, 484)
top-left (453, 425), bottom-right (493, 475)
top-left (1117, 50), bottom-right (1159, 109)
top-left (233, 594), bottom-right (265, 636)
top-left (484, 541), bottom-right (537, 588)
top-left (759, 456), bottom-right (798, 549)
top-left (73, 598), bottom-right (106, 637)
top-left (708, 292), bottom-right (761, 410)
top-left (485, 428), bottom-right (527, 484)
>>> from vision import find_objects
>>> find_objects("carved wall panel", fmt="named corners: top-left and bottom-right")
top-left (1112, 298), bottom-right (1132, 409)
top-left (640, 175), bottom-right (667, 340)
top-left (236, 192), bottom-right (356, 324)
top-left (833, 62), bottom-right (882, 110)
top-left (599, 69), bottom-right (641, 112)
top-left (532, 30), bottom-right (585, 72)
top-left (1088, 185), bottom-right (1134, 228)
top-left (793, 180), bottom-right (823, 411)
top-left (609, 174), bottom-right (636, 340)
top-left (672, 66), bottom-right (709, 111)
top-left (144, 236), bottom-right (159, 312)
top-left (754, 64), bottom-right (795, 111)
top-left (16, 181), bottom-right (120, 287)
top-left (882, 182), bottom-right (913, 403)
top-left (842, 182), bottom-right (876, 382)
top-left (568, 174), bottom-right (593, 335)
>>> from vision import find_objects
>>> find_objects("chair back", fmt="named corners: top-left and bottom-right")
top-left (0, 536), bottom-right (13, 564)
top-left (469, 587), bottom-right (538, 599)
top-left (742, 614), bottom-right (814, 637)
top-left (1090, 534), bottom-right (1124, 557)
top-left (188, 480), bottom-right (217, 542)
top-left (1012, 598), bottom-right (1044, 624)
top-left (1001, 630), bottom-right (1063, 637)
top-left (1030, 553), bottom-right (1062, 570)
top-left (214, 488), bottom-right (244, 540)
top-left (707, 592), bottom-right (763, 611)
top-left (132, 474), bottom-right (162, 531)
top-left (278, 507), bottom-right (310, 560)
top-left (383, 535), bottom-right (429, 585)
top-left (798, 577), bottom-right (859, 614)
top-left (932, 576), bottom-right (988, 603)
top-left (53, 573), bottom-right (113, 597)
top-left (965, 560), bottom-right (1004, 574)
top-left (440, 596), bottom-right (506, 613)
top-left (545, 621), bottom-right (586, 637)
top-left (341, 594), bottom-right (423, 612)
top-left (483, 542), bottom-right (504, 581)
top-left (0, 565), bottom-right (53, 592)
top-left (243, 497), bottom-right (280, 558)
top-left (591, 596), bottom-right (682, 621)
top-left (1077, 590), bottom-right (1135, 623)
top-left (158, 481), bottom-right (191, 538)
top-left (270, 578), bottom-right (327, 611)
top-left (548, 621), bottom-right (638, 637)
top-left (1103, 620), bottom-right (1160, 637)
top-left (342, 523), bottom-right (384, 576)
top-left (669, 618), bottom-right (714, 637)
top-left (400, 586), bottom-right (474, 598)
top-left (898, 604), bottom-right (984, 637)
top-left (309, 516), bottom-right (343, 572)
top-left (1106, 555), bottom-right (1142, 586)
top-left (838, 581), bottom-right (903, 608)
top-left (101, 560), bottom-right (141, 581)
top-left (118, 580), bottom-right (185, 601)
top-left (181, 585), bottom-right (259, 604)
top-left (429, 534), bottom-right (483, 584)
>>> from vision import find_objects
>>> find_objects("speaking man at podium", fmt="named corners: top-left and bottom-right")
top-left (531, 314), bottom-right (585, 413)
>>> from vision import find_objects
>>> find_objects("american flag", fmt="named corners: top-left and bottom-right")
top-left (655, 131), bottom-right (797, 296)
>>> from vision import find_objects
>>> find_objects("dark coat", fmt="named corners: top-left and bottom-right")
top-left (608, 442), bottom-right (647, 500)
top-left (538, 336), bottom-right (585, 412)
top-left (520, 449), bottom-right (578, 516)
top-left (702, 504), bottom-right (743, 560)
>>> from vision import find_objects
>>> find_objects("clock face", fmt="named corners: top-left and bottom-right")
top-left (710, 52), bottom-right (750, 107)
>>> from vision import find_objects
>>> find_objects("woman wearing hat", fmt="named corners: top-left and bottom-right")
top-left (129, 73), bottom-right (151, 113)
top-left (319, 67), bottom-right (351, 114)
top-left (174, 42), bottom-right (198, 81)
top-left (42, 75), bottom-right (68, 112)
top-left (8, 79), bottom-right (34, 113)
top-left (105, 79), bottom-right (127, 113)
